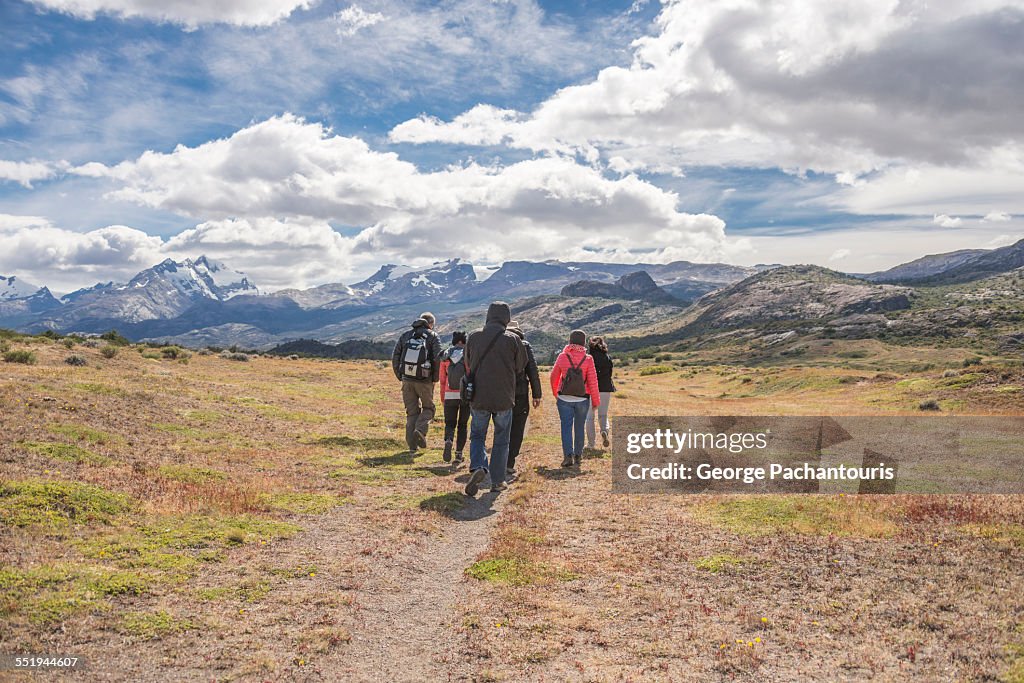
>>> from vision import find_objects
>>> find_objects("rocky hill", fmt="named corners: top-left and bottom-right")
top-left (560, 271), bottom-right (683, 305)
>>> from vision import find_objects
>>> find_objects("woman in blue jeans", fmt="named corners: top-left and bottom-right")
top-left (549, 330), bottom-right (600, 467)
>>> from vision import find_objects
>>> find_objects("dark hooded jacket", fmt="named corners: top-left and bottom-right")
top-left (392, 318), bottom-right (442, 382)
top-left (465, 302), bottom-right (526, 412)
top-left (590, 347), bottom-right (616, 393)
top-left (509, 326), bottom-right (542, 400)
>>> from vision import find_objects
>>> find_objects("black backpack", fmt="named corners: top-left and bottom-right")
top-left (446, 347), bottom-right (467, 391)
top-left (559, 353), bottom-right (588, 397)
top-left (401, 331), bottom-right (431, 380)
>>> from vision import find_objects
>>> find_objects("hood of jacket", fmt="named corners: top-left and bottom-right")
top-left (561, 343), bottom-right (588, 361)
top-left (411, 318), bottom-right (430, 331)
top-left (485, 301), bottom-right (511, 327)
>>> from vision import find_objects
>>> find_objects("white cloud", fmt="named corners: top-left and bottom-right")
top-left (27, 0), bottom-right (313, 28)
top-left (828, 248), bottom-right (851, 262)
top-left (933, 214), bottom-right (963, 228)
top-left (983, 211), bottom-right (1012, 222)
top-left (985, 234), bottom-right (1020, 248)
top-left (82, 114), bottom-right (736, 271)
top-left (391, 1), bottom-right (1024, 183)
top-left (334, 4), bottom-right (385, 36)
top-left (0, 159), bottom-right (63, 188)
top-left (0, 218), bottom-right (164, 291)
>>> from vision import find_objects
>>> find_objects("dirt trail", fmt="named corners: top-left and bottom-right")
top-left (336, 480), bottom-right (506, 681)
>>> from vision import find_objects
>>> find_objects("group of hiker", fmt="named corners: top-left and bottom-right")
top-left (392, 302), bottom-right (616, 496)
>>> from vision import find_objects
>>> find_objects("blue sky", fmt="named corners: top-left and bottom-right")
top-left (1, 0), bottom-right (1022, 291)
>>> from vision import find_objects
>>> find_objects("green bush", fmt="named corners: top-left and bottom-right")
top-left (0, 340), bottom-right (8, 354)
top-left (101, 346), bottom-right (119, 359)
top-left (639, 365), bottom-right (673, 376)
top-left (64, 355), bottom-right (87, 367)
top-left (99, 330), bottom-right (131, 346)
top-left (963, 356), bottom-right (983, 367)
top-left (3, 350), bottom-right (37, 365)
top-left (918, 399), bottom-right (941, 411)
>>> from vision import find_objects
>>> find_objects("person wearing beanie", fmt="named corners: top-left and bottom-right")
top-left (438, 330), bottom-right (470, 467)
top-left (391, 311), bottom-right (441, 453)
top-left (506, 320), bottom-right (542, 479)
top-left (549, 329), bottom-right (600, 467)
top-left (585, 335), bottom-right (616, 450)
top-left (463, 302), bottom-right (527, 496)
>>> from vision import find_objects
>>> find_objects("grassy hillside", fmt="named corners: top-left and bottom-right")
top-left (1, 330), bottom-right (1022, 680)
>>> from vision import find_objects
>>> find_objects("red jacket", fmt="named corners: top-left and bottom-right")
top-left (550, 344), bottom-right (600, 408)
top-left (438, 348), bottom-right (467, 401)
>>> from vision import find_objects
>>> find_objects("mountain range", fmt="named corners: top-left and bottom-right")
top-left (1, 239), bottom-right (1021, 354)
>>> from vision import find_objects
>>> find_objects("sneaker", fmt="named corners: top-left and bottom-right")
top-left (442, 440), bottom-right (453, 463)
top-left (491, 481), bottom-right (508, 493)
top-left (465, 468), bottom-right (487, 497)
top-left (561, 455), bottom-right (573, 468)
top-left (602, 431), bottom-right (610, 448)
top-left (453, 452), bottom-right (464, 468)
top-left (505, 469), bottom-right (518, 483)
top-left (414, 430), bottom-right (427, 449)
top-left (574, 453), bottom-right (582, 466)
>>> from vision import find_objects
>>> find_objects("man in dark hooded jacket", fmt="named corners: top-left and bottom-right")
top-left (392, 312), bottom-right (441, 452)
top-left (463, 302), bottom-right (526, 495)
top-left (506, 320), bottom-right (542, 478)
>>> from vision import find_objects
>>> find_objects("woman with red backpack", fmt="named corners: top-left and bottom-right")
top-left (549, 329), bottom-right (600, 468)
top-left (438, 330), bottom-right (469, 468)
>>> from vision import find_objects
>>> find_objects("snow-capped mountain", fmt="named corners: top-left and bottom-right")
top-left (32, 256), bottom-right (259, 329)
top-left (1, 275), bottom-right (44, 300)
top-left (350, 259), bottom-right (478, 304)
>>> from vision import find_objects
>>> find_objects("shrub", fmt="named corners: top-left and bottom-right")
top-left (919, 399), bottom-right (941, 411)
top-left (221, 352), bottom-right (250, 362)
top-left (62, 338), bottom-right (75, 349)
top-left (99, 330), bottom-right (131, 346)
top-left (655, 354), bottom-right (672, 362)
top-left (3, 350), bottom-right (37, 365)
top-left (64, 355), bottom-right (87, 367)
top-left (82, 339), bottom-right (99, 348)
top-left (963, 356), bottom-right (983, 367)
top-left (640, 365), bottom-right (673, 376)
top-left (0, 340), bottom-right (8, 354)
top-left (41, 330), bottom-right (62, 340)
top-left (101, 346), bottom-right (119, 359)
top-left (160, 346), bottom-right (183, 359)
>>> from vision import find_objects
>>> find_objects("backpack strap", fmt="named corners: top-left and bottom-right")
top-left (469, 330), bottom-right (503, 373)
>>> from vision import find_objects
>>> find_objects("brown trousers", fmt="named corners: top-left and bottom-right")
top-left (402, 380), bottom-right (435, 449)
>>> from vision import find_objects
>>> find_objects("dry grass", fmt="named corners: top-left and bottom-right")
top-left (1, 335), bottom-right (1022, 680)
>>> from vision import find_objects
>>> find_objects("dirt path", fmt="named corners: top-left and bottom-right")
top-left (335, 479), bottom-right (506, 682)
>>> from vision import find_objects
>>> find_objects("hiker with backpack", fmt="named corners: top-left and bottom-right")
top-left (550, 329), bottom-right (600, 468)
top-left (506, 320), bottom-right (542, 480)
top-left (585, 336), bottom-right (616, 450)
top-left (392, 312), bottom-right (442, 453)
top-left (463, 302), bottom-right (527, 496)
top-left (438, 331), bottom-right (469, 468)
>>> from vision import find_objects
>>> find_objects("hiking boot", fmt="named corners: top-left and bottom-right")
top-left (414, 430), bottom-right (427, 449)
top-left (505, 468), bottom-right (518, 483)
top-left (561, 454), bottom-right (573, 468)
top-left (442, 440), bottom-right (453, 463)
top-left (602, 430), bottom-right (610, 448)
top-left (453, 452), bottom-right (464, 468)
top-left (491, 481), bottom-right (508, 493)
top-left (465, 468), bottom-right (486, 497)
top-left (574, 453), bottom-right (582, 466)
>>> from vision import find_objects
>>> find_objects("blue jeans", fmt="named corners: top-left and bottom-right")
top-left (469, 408), bottom-right (513, 486)
top-left (557, 398), bottom-right (590, 457)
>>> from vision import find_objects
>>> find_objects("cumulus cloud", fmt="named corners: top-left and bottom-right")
top-left (0, 159), bottom-right (63, 188)
top-left (334, 4), bottom-right (385, 36)
top-left (828, 248), bottom-right (851, 262)
top-left (933, 214), bottom-right (963, 228)
top-left (983, 211), bottom-right (1012, 222)
top-left (0, 217), bottom-right (165, 291)
top-left (27, 0), bottom-right (313, 28)
top-left (391, 0), bottom-right (1024, 192)
top-left (83, 114), bottom-right (736, 269)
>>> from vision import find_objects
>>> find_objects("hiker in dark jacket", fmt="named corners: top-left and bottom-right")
top-left (392, 312), bottom-right (441, 453)
top-left (585, 336), bottom-right (616, 450)
top-left (463, 301), bottom-right (526, 496)
top-left (550, 329), bottom-right (599, 468)
top-left (506, 320), bottom-right (542, 478)
top-left (438, 331), bottom-right (469, 467)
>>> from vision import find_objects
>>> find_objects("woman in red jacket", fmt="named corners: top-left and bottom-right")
top-left (549, 329), bottom-right (600, 468)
